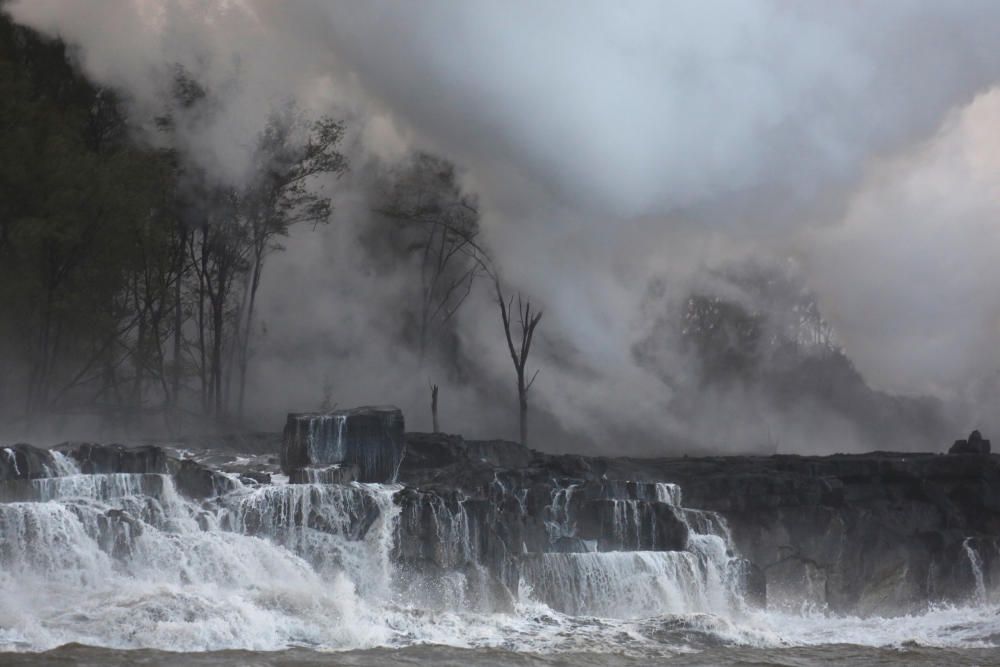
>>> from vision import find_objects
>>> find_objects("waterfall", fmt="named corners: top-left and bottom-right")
top-left (217, 482), bottom-right (400, 598)
top-left (2, 448), bottom-right (20, 476)
top-left (963, 538), bottom-right (988, 603)
top-left (523, 487), bottom-right (746, 618)
top-left (655, 482), bottom-right (682, 505)
top-left (305, 414), bottom-right (347, 464)
top-left (0, 444), bottom-right (755, 651)
top-left (0, 466), bottom-right (396, 651)
top-left (545, 482), bottom-right (579, 542)
top-left (48, 451), bottom-right (81, 476)
top-left (521, 549), bottom-right (741, 618)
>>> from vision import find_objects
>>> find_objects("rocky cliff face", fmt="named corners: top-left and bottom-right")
top-left (2, 412), bottom-right (996, 616)
top-left (394, 432), bottom-right (999, 614)
top-left (626, 452), bottom-right (1000, 612)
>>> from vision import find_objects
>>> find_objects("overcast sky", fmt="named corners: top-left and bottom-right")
top-left (9, 0), bottom-right (1000, 448)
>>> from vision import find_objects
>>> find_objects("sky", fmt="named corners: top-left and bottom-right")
top-left (8, 0), bottom-right (1000, 451)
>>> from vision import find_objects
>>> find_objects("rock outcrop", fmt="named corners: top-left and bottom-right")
top-left (949, 429), bottom-right (992, 454)
top-left (1, 444), bottom-right (56, 480)
top-left (3, 421), bottom-right (997, 616)
top-left (281, 406), bottom-right (405, 482)
top-left (394, 431), bottom-right (1000, 613)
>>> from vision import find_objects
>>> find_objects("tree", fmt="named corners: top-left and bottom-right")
top-left (371, 154), bottom-right (483, 364)
top-left (429, 382), bottom-right (439, 433)
top-left (233, 112), bottom-right (347, 418)
top-left (494, 278), bottom-right (543, 446)
top-left (0, 18), bottom-right (349, 431)
top-left (0, 15), bottom-right (179, 427)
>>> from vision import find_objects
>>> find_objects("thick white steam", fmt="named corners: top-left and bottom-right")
top-left (8, 0), bottom-right (1000, 449)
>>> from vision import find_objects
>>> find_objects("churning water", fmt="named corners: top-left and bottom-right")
top-left (1, 454), bottom-right (998, 666)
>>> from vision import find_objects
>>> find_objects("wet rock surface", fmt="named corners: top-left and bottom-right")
top-left (55, 442), bottom-right (173, 475)
top-left (0, 444), bottom-right (56, 480)
top-left (281, 406), bottom-right (405, 482)
top-left (396, 432), bottom-right (1000, 613)
top-left (3, 425), bottom-right (997, 615)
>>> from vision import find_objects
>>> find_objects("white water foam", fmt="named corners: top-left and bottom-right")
top-left (1, 469), bottom-right (999, 656)
top-left (0, 475), bottom-right (398, 652)
top-left (962, 538), bottom-right (988, 604)
top-left (2, 448), bottom-right (20, 476)
top-left (47, 451), bottom-right (80, 477)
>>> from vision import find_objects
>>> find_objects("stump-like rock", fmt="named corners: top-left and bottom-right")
top-left (949, 429), bottom-right (992, 454)
top-left (281, 406), bottom-right (405, 482)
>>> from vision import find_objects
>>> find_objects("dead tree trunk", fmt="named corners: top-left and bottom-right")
top-left (430, 383), bottom-right (439, 433)
top-left (494, 279), bottom-right (542, 447)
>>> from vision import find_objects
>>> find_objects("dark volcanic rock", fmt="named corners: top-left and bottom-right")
top-left (0, 443), bottom-right (56, 480)
top-left (601, 451), bottom-right (1000, 613)
top-left (98, 508), bottom-right (144, 559)
top-left (12, 441), bottom-right (236, 500)
top-left (465, 439), bottom-right (534, 468)
top-left (574, 499), bottom-right (689, 551)
top-left (949, 430), bottom-right (991, 454)
top-left (174, 458), bottom-right (239, 498)
top-left (393, 429), bottom-right (1000, 613)
top-left (56, 442), bottom-right (173, 475)
top-left (238, 471), bottom-right (272, 485)
top-left (9, 420), bottom-right (997, 616)
top-left (281, 406), bottom-right (404, 482)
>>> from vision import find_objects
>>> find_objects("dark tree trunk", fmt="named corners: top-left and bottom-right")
top-left (431, 383), bottom-right (439, 433)
top-left (171, 225), bottom-right (186, 410)
top-left (518, 379), bottom-right (528, 448)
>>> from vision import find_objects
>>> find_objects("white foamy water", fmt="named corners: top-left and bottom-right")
top-left (47, 451), bottom-right (80, 476)
top-left (0, 463), bottom-right (998, 658)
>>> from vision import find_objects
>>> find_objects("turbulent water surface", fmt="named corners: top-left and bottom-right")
top-left (1, 448), bottom-right (998, 666)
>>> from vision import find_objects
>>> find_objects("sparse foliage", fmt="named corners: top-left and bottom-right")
top-left (372, 154), bottom-right (486, 364)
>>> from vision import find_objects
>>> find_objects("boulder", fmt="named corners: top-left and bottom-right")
top-left (174, 458), bottom-right (239, 499)
top-left (238, 471), bottom-right (272, 485)
top-left (949, 430), bottom-right (992, 454)
top-left (281, 406), bottom-right (405, 482)
top-left (0, 444), bottom-right (55, 480)
top-left (56, 442), bottom-right (173, 474)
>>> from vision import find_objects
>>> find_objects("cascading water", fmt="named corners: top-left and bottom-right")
top-left (2, 448), bottom-right (20, 477)
top-left (0, 461), bottom-right (398, 651)
top-left (524, 487), bottom-right (745, 618)
top-left (962, 538), bottom-right (988, 603)
top-left (47, 451), bottom-right (80, 477)
top-left (1, 443), bottom-right (999, 663)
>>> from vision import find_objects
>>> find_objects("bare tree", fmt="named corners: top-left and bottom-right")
top-left (429, 382), bottom-right (439, 433)
top-left (494, 279), bottom-right (543, 446)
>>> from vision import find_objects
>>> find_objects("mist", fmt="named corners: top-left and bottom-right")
top-left (6, 0), bottom-right (1000, 453)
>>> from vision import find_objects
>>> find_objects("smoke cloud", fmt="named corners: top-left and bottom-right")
top-left (8, 0), bottom-right (1000, 452)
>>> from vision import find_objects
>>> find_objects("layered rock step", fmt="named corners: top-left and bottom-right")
top-left (4, 416), bottom-right (996, 616)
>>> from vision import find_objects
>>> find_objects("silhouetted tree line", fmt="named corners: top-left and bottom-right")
top-left (0, 17), bottom-right (346, 433)
top-left (0, 16), bottom-right (546, 444)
